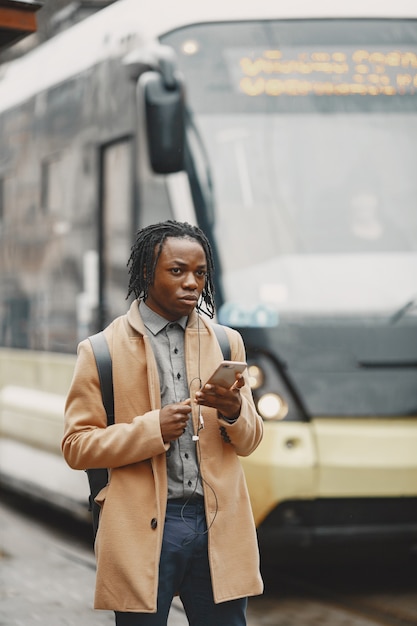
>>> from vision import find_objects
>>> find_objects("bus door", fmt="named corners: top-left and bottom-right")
top-left (98, 137), bottom-right (134, 329)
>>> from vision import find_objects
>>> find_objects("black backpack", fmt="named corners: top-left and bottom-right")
top-left (86, 324), bottom-right (231, 540)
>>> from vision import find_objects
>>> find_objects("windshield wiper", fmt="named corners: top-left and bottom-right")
top-left (390, 297), bottom-right (417, 324)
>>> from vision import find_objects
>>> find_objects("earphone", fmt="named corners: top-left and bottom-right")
top-left (192, 409), bottom-right (205, 441)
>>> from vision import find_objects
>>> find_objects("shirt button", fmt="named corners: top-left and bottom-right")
top-left (150, 518), bottom-right (157, 529)
top-left (174, 348), bottom-right (178, 354)
top-left (185, 453), bottom-right (189, 459)
top-left (188, 480), bottom-right (192, 487)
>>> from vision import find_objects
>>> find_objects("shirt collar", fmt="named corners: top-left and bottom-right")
top-left (139, 300), bottom-right (188, 336)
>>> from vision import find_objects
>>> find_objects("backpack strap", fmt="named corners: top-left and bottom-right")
top-left (211, 322), bottom-right (231, 361)
top-left (88, 332), bottom-right (114, 426)
top-left (86, 332), bottom-right (114, 539)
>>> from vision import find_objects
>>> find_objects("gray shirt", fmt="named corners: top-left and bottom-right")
top-left (139, 301), bottom-right (203, 499)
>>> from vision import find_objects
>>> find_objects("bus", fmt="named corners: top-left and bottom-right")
top-left (0, 0), bottom-right (416, 550)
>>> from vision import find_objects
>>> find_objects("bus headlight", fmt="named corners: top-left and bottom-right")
top-left (248, 364), bottom-right (264, 390)
top-left (257, 392), bottom-right (289, 421)
top-left (246, 353), bottom-right (308, 422)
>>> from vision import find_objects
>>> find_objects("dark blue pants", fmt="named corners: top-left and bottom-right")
top-left (115, 499), bottom-right (247, 626)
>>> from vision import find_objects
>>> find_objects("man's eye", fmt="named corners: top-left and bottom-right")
top-left (171, 268), bottom-right (181, 274)
top-left (196, 271), bottom-right (207, 278)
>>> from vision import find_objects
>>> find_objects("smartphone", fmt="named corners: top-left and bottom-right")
top-left (203, 361), bottom-right (247, 389)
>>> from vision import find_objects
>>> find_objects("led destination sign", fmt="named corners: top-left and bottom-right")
top-left (226, 46), bottom-right (417, 96)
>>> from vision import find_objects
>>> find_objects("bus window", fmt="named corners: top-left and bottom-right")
top-left (163, 19), bottom-right (417, 321)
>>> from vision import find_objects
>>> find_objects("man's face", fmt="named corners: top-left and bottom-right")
top-left (145, 236), bottom-right (207, 321)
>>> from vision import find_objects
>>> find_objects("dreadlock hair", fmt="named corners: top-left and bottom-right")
top-left (127, 220), bottom-right (216, 318)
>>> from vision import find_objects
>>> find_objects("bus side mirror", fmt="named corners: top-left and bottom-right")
top-left (144, 72), bottom-right (185, 174)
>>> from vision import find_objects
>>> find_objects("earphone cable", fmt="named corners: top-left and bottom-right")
top-left (179, 314), bottom-right (219, 542)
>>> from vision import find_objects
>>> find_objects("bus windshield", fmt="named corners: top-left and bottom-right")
top-left (163, 19), bottom-right (417, 325)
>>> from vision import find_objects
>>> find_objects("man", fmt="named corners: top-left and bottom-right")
top-left (62, 220), bottom-right (263, 625)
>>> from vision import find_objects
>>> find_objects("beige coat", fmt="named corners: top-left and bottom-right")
top-left (62, 300), bottom-right (264, 612)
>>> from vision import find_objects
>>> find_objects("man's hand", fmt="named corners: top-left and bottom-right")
top-left (159, 399), bottom-right (192, 443)
top-left (194, 373), bottom-right (245, 420)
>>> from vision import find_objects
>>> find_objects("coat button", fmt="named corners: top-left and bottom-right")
top-left (151, 518), bottom-right (157, 529)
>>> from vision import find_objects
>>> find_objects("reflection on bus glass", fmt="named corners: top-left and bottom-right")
top-left (224, 47), bottom-right (417, 96)
top-left (218, 302), bottom-right (279, 328)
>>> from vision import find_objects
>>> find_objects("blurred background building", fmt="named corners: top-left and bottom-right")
top-left (0, 0), bottom-right (42, 53)
top-left (0, 0), bottom-right (115, 61)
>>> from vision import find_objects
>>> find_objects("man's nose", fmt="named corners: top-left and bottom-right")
top-left (183, 272), bottom-right (198, 287)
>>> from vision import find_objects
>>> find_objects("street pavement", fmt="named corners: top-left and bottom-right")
top-left (1, 492), bottom-right (393, 626)
top-left (0, 498), bottom-right (187, 626)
